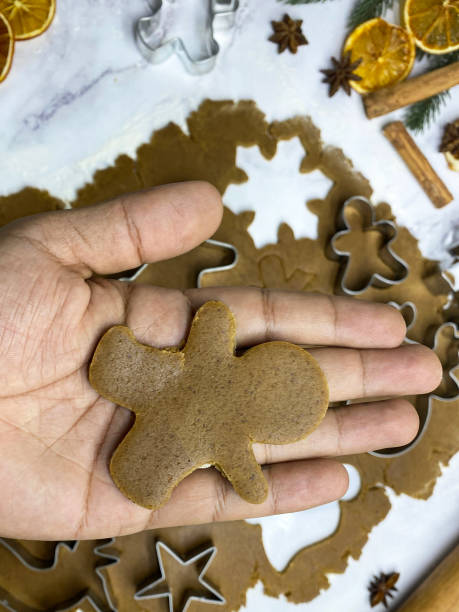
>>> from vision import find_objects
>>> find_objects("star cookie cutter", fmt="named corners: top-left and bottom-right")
top-left (135, 540), bottom-right (225, 611)
top-left (0, 538), bottom-right (118, 612)
top-left (331, 196), bottom-right (409, 295)
top-left (136, 0), bottom-right (239, 76)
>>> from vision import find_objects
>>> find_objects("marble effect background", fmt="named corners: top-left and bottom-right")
top-left (0, 0), bottom-right (458, 262)
top-left (0, 0), bottom-right (458, 610)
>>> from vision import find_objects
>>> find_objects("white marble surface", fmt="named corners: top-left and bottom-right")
top-left (0, 0), bottom-right (458, 262)
top-left (1, 1), bottom-right (458, 610)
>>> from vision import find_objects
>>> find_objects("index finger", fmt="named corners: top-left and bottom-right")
top-left (184, 287), bottom-right (406, 349)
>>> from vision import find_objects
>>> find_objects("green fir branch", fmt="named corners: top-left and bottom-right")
top-left (415, 47), bottom-right (428, 61)
top-left (347, 0), bottom-right (394, 29)
top-left (403, 50), bottom-right (459, 133)
top-left (404, 91), bottom-right (451, 133)
top-left (425, 49), bottom-right (459, 69)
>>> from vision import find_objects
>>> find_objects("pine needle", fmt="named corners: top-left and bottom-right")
top-left (347, 0), bottom-right (394, 29)
top-left (404, 92), bottom-right (451, 134)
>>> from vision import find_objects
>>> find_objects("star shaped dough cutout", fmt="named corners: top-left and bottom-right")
top-left (89, 301), bottom-right (329, 509)
top-left (135, 541), bottom-right (224, 612)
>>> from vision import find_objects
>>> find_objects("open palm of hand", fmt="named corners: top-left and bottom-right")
top-left (0, 182), bottom-right (441, 540)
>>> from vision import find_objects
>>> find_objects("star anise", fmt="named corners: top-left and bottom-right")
top-left (269, 14), bottom-right (308, 54)
top-left (440, 118), bottom-right (459, 157)
top-left (368, 572), bottom-right (400, 608)
top-left (320, 51), bottom-right (363, 97)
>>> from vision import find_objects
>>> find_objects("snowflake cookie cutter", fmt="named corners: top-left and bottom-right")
top-left (136, 0), bottom-right (239, 76)
top-left (0, 538), bottom-right (118, 612)
top-left (370, 320), bottom-right (459, 459)
top-left (331, 196), bottom-right (409, 295)
top-left (135, 540), bottom-right (225, 611)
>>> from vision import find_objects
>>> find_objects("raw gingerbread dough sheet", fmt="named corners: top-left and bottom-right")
top-left (0, 100), bottom-right (457, 611)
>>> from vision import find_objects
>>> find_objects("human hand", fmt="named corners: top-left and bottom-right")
top-left (0, 182), bottom-right (441, 540)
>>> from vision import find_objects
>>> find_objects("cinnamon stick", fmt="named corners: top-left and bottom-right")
top-left (364, 62), bottom-right (459, 119)
top-left (383, 121), bottom-right (453, 208)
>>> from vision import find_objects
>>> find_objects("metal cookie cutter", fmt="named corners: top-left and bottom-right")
top-left (387, 300), bottom-right (417, 339)
top-left (197, 238), bottom-right (238, 287)
top-left (136, 0), bottom-right (239, 75)
top-left (0, 538), bottom-right (119, 612)
top-left (369, 301), bottom-right (424, 458)
top-left (135, 540), bottom-right (225, 611)
top-left (118, 238), bottom-right (238, 284)
top-left (331, 196), bottom-right (409, 295)
top-left (370, 319), bottom-right (459, 459)
top-left (428, 321), bottom-right (459, 401)
top-left (0, 539), bottom-right (78, 571)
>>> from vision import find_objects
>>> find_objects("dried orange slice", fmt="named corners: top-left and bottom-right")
top-left (0, 0), bottom-right (55, 40)
top-left (0, 12), bottom-right (14, 82)
top-left (344, 18), bottom-right (416, 93)
top-left (404, 0), bottom-right (459, 54)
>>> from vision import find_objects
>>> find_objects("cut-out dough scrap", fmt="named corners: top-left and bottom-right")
top-left (89, 301), bottom-right (329, 510)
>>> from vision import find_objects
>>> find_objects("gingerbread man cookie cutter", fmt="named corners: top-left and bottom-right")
top-left (331, 196), bottom-right (409, 295)
top-left (369, 301), bottom-right (424, 458)
top-left (387, 300), bottom-right (417, 337)
top-left (428, 321), bottom-right (459, 402)
top-left (136, 0), bottom-right (239, 76)
top-left (0, 538), bottom-right (119, 612)
top-left (135, 540), bottom-right (225, 611)
top-left (370, 319), bottom-right (459, 458)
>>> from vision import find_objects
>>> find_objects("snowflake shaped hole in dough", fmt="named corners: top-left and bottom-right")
top-left (224, 138), bottom-right (333, 248)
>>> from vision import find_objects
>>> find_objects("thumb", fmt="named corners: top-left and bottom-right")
top-left (15, 181), bottom-right (223, 275)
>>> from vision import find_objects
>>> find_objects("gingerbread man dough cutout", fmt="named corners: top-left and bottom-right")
top-left (89, 301), bottom-right (329, 509)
